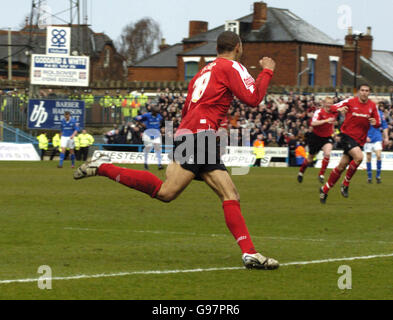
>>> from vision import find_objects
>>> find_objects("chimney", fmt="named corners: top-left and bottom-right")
top-left (345, 27), bottom-right (354, 46)
top-left (343, 27), bottom-right (360, 74)
top-left (252, 2), bottom-right (267, 31)
top-left (159, 38), bottom-right (170, 51)
top-left (189, 21), bottom-right (208, 38)
top-left (358, 26), bottom-right (373, 59)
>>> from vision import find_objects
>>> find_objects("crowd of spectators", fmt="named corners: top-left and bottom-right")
top-left (105, 88), bottom-right (393, 152)
top-left (2, 86), bottom-right (392, 152)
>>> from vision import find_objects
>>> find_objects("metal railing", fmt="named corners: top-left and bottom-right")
top-left (0, 95), bottom-right (150, 128)
top-left (0, 121), bottom-right (36, 144)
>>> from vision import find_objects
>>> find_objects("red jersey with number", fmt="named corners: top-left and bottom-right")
top-left (311, 108), bottom-right (338, 138)
top-left (332, 97), bottom-right (381, 146)
top-left (176, 58), bottom-right (273, 136)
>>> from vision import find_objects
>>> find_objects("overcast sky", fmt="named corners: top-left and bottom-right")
top-left (1, 0), bottom-right (392, 51)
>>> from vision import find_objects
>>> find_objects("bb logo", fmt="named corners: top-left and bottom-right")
top-left (30, 101), bottom-right (48, 128)
top-left (51, 29), bottom-right (67, 48)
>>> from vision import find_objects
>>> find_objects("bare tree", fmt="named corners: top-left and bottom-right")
top-left (117, 17), bottom-right (162, 65)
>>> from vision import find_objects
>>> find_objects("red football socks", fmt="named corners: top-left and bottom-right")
top-left (223, 200), bottom-right (257, 255)
top-left (300, 159), bottom-right (309, 174)
top-left (98, 164), bottom-right (163, 198)
top-left (323, 167), bottom-right (343, 194)
top-left (319, 157), bottom-right (330, 177)
top-left (343, 161), bottom-right (360, 187)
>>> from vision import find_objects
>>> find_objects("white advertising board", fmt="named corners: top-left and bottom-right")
top-left (315, 151), bottom-right (393, 171)
top-left (92, 150), bottom-right (255, 167)
top-left (226, 147), bottom-right (288, 158)
top-left (46, 26), bottom-right (71, 56)
top-left (30, 54), bottom-right (90, 87)
top-left (0, 143), bottom-right (40, 161)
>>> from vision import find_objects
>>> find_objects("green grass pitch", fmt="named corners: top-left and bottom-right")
top-left (0, 161), bottom-right (392, 300)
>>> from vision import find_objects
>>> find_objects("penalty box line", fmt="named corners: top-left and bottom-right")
top-left (0, 253), bottom-right (392, 285)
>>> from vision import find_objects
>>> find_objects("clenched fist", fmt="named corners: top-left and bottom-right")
top-left (260, 57), bottom-right (276, 72)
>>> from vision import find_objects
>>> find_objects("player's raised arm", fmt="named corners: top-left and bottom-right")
top-left (225, 58), bottom-right (274, 107)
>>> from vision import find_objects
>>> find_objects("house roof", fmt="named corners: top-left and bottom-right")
top-left (181, 42), bottom-right (218, 56)
top-left (184, 7), bottom-right (340, 46)
top-left (370, 50), bottom-right (393, 82)
top-left (342, 55), bottom-right (393, 87)
top-left (133, 5), bottom-right (341, 68)
top-left (133, 43), bottom-right (183, 68)
top-left (359, 56), bottom-right (393, 86)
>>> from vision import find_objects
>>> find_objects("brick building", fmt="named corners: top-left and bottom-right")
top-left (129, 1), bottom-right (393, 90)
top-left (0, 25), bottom-right (126, 83)
top-left (129, 2), bottom-right (343, 88)
top-left (341, 27), bottom-right (393, 87)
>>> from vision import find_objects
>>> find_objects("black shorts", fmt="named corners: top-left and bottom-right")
top-left (308, 132), bottom-right (334, 155)
top-left (171, 131), bottom-right (228, 181)
top-left (339, 133), bottom-right (361, 155)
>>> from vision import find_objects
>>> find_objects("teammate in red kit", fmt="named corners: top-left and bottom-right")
top-left (320, 84), bottom-right (381, 204)
top-left (74, 31), bottom-right (279, 270)
top-left (297, 97), bottom-right (340, 184)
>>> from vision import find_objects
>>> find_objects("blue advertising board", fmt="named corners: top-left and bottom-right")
top-left (28, 99), bottom-right (85, 130)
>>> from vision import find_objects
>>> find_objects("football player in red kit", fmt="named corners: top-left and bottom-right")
top-left (320, 84), bottom-right (381, 204)
top-left (298, 97), bottom-right (341, 184)
top-left (74, 31), bottom-right (279, 270)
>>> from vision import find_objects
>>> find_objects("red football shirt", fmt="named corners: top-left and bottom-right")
top-left (176, 58), bottom-right (273, 136)
top-left (332, 97), bottom-right (381, 146)
top-left (311, 108), bottom-right (338, 138)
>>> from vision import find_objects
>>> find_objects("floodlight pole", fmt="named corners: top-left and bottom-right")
top-left (354, 36), bottom-right (359, 94)
top-left (353, 33), bottom-right (363, 94)
top-left (8, 28), bottom-right (12, 80)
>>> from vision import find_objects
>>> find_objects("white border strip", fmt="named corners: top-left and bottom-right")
top-left (0, 253), bottom-right (392, 285)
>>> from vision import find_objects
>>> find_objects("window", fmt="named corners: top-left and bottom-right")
top-left (329, 56), bottom-right (340, 88)
top-left (330, 61), bottom-right (338, 88)
top-left (308, 59), bottom-right (316, 87)
top-left (185, 61), bottom-right (199, 81)
top-left (103, 48), bottom-right (110, 68)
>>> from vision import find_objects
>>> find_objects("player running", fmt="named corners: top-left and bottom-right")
top-left (74, 31), bottom-right (279, 270)
top-left (134, 105), bottom-right (164, 171)
top-left (58, 111), bottom-right (79, 169)
top-left (320, 84), bottom-right (381, 204)
top-left (297, 97), bottom-right (338, 184)
top-left (365, 104), bottom-right (389, 184)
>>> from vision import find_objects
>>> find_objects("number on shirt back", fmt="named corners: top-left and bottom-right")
top-left (191, 72), bottom-right (211, 103)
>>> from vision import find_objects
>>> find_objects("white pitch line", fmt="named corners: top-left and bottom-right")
top-left (63, 227), bottom-right (393, 245)
top-left (0, 253), bottom-right (392, 285)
